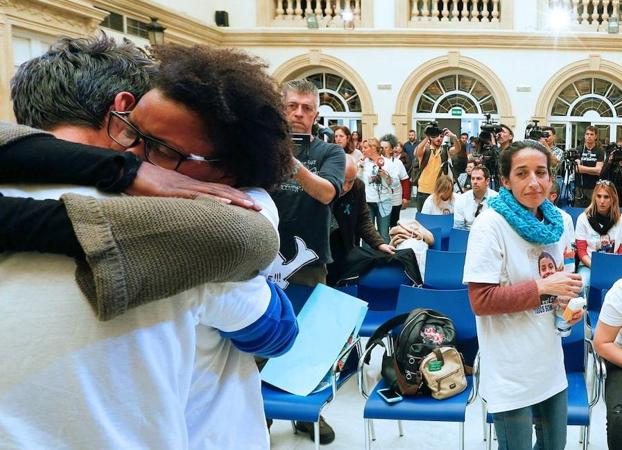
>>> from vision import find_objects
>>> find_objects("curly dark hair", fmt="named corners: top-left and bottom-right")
top-left (150, 44), bottom-right (293, 190)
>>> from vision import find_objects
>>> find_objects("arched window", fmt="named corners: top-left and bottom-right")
top-left (413, 73), bottom-right (499, 141)
top-left (548, 77), bottom-right (622, 149)
top-left (303, 72), bottom-right (362, 133)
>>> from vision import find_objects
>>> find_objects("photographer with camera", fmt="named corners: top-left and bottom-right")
top-left (413, 121), bottom-right (459, 211)
top-left (541, 126), bottom-right (564, 176)
top-left (600, 142), bottom-right (622, 207)
top-left (574, 126), bottom-right (604, 208)
top-left (471, 115), bottom-right (506, 190)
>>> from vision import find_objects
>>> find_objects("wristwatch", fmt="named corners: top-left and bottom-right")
top-left (291, 158), bottom-right (303, 177)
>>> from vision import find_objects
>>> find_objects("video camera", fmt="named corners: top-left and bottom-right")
top-left (606, 142), bottom-right (622, 163)
top-left (473, 114), bottom-right (500, 163)
top-left (424, 121), bottom-right (443, 138)
top-left (524, 120), bottom-right (551, 141)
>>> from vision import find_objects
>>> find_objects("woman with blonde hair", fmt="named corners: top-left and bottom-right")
top-left (421, 175), bottom-right (455, 215)
top-left (575, 180), bottom-right (622, 292)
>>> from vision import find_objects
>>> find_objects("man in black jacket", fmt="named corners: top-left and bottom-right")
top-left (328, 156), bottom-right (395, 284)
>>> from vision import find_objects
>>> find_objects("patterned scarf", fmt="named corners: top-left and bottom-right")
top-left (488, 187), bottom-right (563, 245)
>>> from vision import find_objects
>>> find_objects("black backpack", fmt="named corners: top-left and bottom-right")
top-left (365, 308), bottom-right (456, 396)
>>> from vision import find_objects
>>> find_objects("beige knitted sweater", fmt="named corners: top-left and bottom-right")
top-left (1, 121), bottom-right (279, 320)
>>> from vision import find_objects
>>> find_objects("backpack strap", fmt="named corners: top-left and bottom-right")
top-left (363, 312), bottom-right (410, 364)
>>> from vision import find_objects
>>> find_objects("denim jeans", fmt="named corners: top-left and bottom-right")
top-left (492, 389), bottom-right (567, 450)
top-left (367, 202), bottom-right (390, 244)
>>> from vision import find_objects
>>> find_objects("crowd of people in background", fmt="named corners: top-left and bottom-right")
top-left (4, 33), bottom-right (622, 450)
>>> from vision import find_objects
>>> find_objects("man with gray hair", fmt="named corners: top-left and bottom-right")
top-left (269, 79), bottom-right (345, 443)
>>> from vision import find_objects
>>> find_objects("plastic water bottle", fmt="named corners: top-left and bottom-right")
top-left (555, 297), bottom-right (586, 337)
top-left (554, 309), bottom-right (571, 337)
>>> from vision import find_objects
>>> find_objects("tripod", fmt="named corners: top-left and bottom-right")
top-left (559, 156), bottom-right (578, 207)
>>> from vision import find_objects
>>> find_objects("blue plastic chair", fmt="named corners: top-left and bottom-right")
top-left (415, 213), bottom-right (454, 250)
top-left (483, 318), bottom-right (602, 450)
top-left (448, 227), bottom-right (470, 252)
top-left (428, 227), bottom-right (443, 250)
top-left (265, 283), bottom-right (362, 450)
top-left (587, 252), bottom-right (622, 331)
top-left (262, 338), bottom-right (361, 450)
top-left (357, 261), bottom-right (412, 337)
top-left (359, 287), bottom-right (477, 450)
top-left (423, 250), bottom-right (466, 290)
top-left (562, 206), bottom-right (584, 228)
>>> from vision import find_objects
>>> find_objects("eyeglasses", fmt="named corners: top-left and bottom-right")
top-left (107, 111), bottom-right (221, 171)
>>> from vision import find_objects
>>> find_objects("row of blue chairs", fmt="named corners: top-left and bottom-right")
top-left (264, 285), bottom-right (604, 449)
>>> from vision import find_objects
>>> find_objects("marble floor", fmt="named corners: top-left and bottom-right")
top-left (268, 374), bottom-right (608, 450)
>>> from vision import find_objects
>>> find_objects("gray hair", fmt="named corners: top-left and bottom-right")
top-left (379, 133), bottom-right (398, 149)
top-left (282, 79), bottom-right (320, 108)
top-left (11, 33), bottom-right (156, 130)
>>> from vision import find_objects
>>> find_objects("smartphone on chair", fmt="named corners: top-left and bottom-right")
top-left (378, 388), bottom-right (403, 404)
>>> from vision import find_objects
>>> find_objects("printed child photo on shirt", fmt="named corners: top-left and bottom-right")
top-left (534, 251), bottom-right (560, 314)
top-left (600, 234), bottom-right (615, 253)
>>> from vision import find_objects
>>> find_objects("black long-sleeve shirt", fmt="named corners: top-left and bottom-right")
top-left (0, 135), bottom-right (141, 257)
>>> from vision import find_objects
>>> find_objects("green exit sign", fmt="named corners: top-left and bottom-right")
top-left (451, 107), bottom-right (463, 116)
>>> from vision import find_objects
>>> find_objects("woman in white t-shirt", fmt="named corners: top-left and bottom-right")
top-left (379, 134), bottom-right (411, 227)
top-left (463, 140), bottom-right (584, 450)
top-left (594, 279), bottom-right (622, 449)
top-left (575, 180), bottom-right (622, 294)
top-left (421, 175), bottom-right (455, 215)
top-left (359, 137), bottom-right (400, 243)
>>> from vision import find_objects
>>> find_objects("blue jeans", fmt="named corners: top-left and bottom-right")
top-left (367, 202), bottom-right (390, 244)
top-left (492, 389), bottom-right (567, 450)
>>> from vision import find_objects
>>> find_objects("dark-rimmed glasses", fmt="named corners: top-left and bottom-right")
top-left (107, 111), bottom-right (221, 171)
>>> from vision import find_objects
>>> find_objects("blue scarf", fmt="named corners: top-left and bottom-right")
top-left (488, 187), bottom-right (563, 245)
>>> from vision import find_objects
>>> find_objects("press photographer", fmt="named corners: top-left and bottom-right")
top-left (413, 121), bottom-right (459, 211)
top-left (600, 142), bottom-right (622, 206)
top-left (472, 114), bottom-right (504, 190)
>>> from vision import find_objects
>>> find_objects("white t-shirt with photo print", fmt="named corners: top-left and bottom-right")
top-left (575, 212), bottom-right (622, 257)
top-left (463, 208), bottom-right (567, 414)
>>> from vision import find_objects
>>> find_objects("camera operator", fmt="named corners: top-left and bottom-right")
top-left (497, 124), bottom-right (514, 152)
top-left (541, 126), bottom-right (564, 176)
top-left (574, 126), bottom-right (604, 208)
top-left (600, 143), bottom-right (622, 206)
top-left (413, 122), bottom-right (459, 211)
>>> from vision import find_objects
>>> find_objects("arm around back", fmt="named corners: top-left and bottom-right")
top-left (61, 193), bottom-right (279, 320)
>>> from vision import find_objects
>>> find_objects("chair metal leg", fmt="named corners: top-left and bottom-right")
top-left (582, 425), bottom-right (589, 450)
top-left (486, 424), bottom-right (493, 450)
top-left (364, 419), bottom-right (371, 450)
top-left (579, 425), bottom-right (584, 444)
top-left (314, 421), bottom-right (320, 450)
top-left (370, 419), bottom-right (376, 441)
top-left (459, 422), bottom-right (464, 450)
top-left (290, 420), bottom-right (297, 433)
top-left (397, 420), bottom-right (404, 437)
